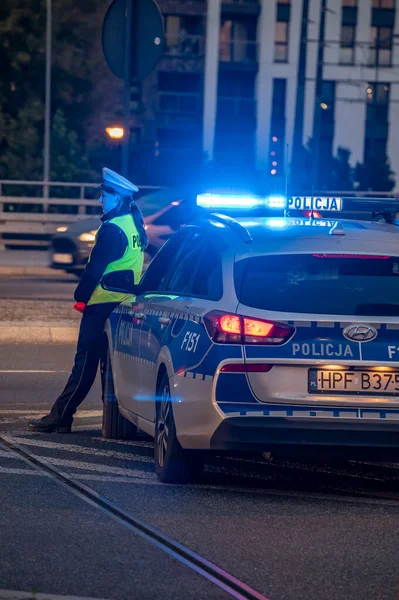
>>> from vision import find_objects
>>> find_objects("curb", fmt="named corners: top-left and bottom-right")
top-left (0, 267), bottom-right (55, 276)
top-left (0, 325), bottom-right (78, 344)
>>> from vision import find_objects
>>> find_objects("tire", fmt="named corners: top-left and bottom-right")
top-left (101, 344), bottom-right (138, 440)
top-left (155, 373), bottom-right (203, 483)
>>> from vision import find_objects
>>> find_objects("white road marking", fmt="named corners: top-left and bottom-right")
top-left (0, 466), bottom-right (44, 476)
top-left (1, 446), bottom-right (396, 504)
top-left (1, 435), bottom-right (154, 478)
top-left (0, 409), bottom-right (102, 418)
top-left (71, 473), bottom-right (160, 484)
top-left (95, 437), bottom-right (154, 448)
top-left (0, 450), bottom-right (12, 458)
top-left (36, 456), bottom-right (154, 478)
top-left (10, 436), bottom-right (154, 463)
top-left (0, 370), bottom-right (69, 374)
top-left (0, 466), bottom-right (159, 484)
top-left (0, 589), bottom-right (112, 600)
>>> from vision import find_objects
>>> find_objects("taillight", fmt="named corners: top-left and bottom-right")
top-left (204, 311), bottom-right (295, 345)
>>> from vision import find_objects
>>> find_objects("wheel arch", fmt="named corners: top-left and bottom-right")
top-left (155, 345), bottom-right (175, 393)
top-left (156, 363), bottom-right (168, 394)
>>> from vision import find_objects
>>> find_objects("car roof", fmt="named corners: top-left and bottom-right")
top-left (235, 217), bottom-right (399, 242)
top-left (196, 216), bottom-right (399, 256)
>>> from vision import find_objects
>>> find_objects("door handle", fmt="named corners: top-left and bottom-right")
top-left (135, 312), bottom-right (146, 320)
top-left (158, 317), bottom-right (171, 325)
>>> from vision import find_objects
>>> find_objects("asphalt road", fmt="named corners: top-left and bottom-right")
top-left (1, 343), bottom-right (399, 600)
top-left (0, 273), bottom-right (77, 301)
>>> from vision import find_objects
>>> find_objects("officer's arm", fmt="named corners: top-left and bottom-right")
top-left (74, 223), bottom-right (128, 303)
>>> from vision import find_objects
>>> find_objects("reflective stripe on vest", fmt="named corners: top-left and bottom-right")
top-left (87, 214), bottom-right (144, 306)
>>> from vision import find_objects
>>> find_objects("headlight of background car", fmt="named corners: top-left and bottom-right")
top-left (56, 226), bottom-right (68, 233)
top-left (78, 230), bottom-right (97, 242)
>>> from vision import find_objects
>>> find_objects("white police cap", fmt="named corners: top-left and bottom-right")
top-left (102, 167), bottom-right (139, 196)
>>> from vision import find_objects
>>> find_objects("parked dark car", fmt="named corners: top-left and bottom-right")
top-left (50, 187), bottom-right (198, 276)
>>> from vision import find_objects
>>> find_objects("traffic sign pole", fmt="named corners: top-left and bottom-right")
top-left (102, 0), bottom-right (164, 178)
top-left (122, 0), bottom-right (133, 178)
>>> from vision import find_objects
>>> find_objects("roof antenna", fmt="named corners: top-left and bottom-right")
top-left (284, 143), bottom-right (289, 216)
top-left (310, 184), bottom-right (314, 220)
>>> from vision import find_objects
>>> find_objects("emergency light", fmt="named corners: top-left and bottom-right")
top-left (196, 193), bottom-right (287, 211)
top-left (196, 192), bottom-right (399, 224)
top-left (286, 195), bottom-right (399, 221)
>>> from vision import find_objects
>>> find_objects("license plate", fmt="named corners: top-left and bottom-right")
top-left (53, 253), bottom-right (73, 264)
top-left (288, 196), bottom-right (343, 211)
top-left (309, 369), bottom-right (399, 395)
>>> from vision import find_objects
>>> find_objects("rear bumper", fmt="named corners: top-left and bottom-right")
top-left (210, 416), bottom-right (399, 451)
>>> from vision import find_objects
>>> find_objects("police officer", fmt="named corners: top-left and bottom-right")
top-left (28, 168), bottom-right (147, 433)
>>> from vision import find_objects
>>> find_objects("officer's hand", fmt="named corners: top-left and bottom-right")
top-left (73, 302), bottom-right (87, 313)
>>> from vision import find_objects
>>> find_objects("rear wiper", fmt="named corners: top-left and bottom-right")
top-left (356, 303), bottom-right (399, 316)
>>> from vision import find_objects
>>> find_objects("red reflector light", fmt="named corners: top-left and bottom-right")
top-left (303, 210), bottom-right (322, 219)
top-left (204, 311), bottom-right (295, 345)
top-left (313, 254), bottom-right (390, 260)
top-left (221, 364), bottom-right (273, 373)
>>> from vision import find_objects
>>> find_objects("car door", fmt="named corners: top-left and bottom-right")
top-left (112, 297), bottom-right (146, 413)
top-left (139, 232), bottom-right (223, 423)
top-left (135, 229), bottom-right (200, 421)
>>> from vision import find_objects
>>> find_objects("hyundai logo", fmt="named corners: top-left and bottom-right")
top-left (343, 324), bottom-right (378, 343)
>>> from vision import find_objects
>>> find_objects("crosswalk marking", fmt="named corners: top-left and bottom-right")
top-left (10, 436), bottom-right (154, 463)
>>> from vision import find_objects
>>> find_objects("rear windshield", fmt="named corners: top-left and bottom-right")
top-left (235, 254), bottom-right (399, 316)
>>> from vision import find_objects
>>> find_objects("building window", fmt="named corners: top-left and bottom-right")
top-left (320, 81), bottom-right (336, 123)
top-left (372, 0), bottom-right (395, 7)
top-left (340, 24), bottom-right (356, 64)
top-left (319, 81), bottom-right (336, 179)
top-left (217, 72), bottom-right (256, 126)
top-left (219, 18), bottom-right (257, 63)
top-left (365, 83), bottom-right (390, 161)
top-left (269, 79), bottom-right (286, 177)
top-left (369, 26), bottom-right (393, 66)
top-left (164, 15), bottom-right (203, 57)
top-left (158, 72), bottom-right (201, 114)
top-left (342, 0), bottom-right (357, 5)
top-left (274, 21), bottom-right (289, 62)
top-left (366, 82), bottom-right (390, 120)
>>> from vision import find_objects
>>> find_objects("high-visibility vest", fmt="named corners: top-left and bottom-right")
top-left (87, 213), bottom-right (144, 306)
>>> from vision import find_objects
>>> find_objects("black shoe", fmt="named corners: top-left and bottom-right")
top-left (28, 415), bottom-right (72, 434)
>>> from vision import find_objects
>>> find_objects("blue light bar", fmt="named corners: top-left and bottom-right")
top-left (266, 196), bottom-right (287, 209)
top-left (197, 193), bottom-right (287, 210)
top-left (265, 218), bottom-right (289, 228)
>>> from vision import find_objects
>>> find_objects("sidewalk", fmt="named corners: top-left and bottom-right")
top-left (0, 300), bottom-right (80, 343)
top-left (0, 250), bottom-right (79, 343)
top-left (0, 249), bottom-right (55, 276)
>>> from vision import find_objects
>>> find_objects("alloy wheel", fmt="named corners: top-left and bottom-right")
top-left (156, 384), bottom-right (171, 468)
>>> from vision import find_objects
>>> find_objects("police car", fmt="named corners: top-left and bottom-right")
top-left (100, 193), bottom-right (399, 483)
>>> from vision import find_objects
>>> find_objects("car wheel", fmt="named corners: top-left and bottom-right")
top-left (101, 344), bottom-right (138, 440)
top-left (155, 373), bottom-right (203, 483)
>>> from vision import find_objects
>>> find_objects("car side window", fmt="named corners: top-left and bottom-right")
top-left (166, 234), bottom-right (207, 295)
top-left (164, 236), bottom-right (223, 300)
top-left (190, 243), bottom-right (223, 300)
top-left (140, 230), bottom-right (194, 291)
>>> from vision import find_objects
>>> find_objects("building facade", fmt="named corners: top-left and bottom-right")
top-left (129, 0), bottom-right (398, 189)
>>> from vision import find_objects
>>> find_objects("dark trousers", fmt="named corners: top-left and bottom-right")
top-left (49, 303), bottom-right (119, 425)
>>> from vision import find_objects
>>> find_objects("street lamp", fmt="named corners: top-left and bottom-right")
top-left (43, 0), bottom-right (52, 198)
top-left (106, 127), bottom-right (124, 172)
top-left (106, 127), bottom-right (124, 139)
